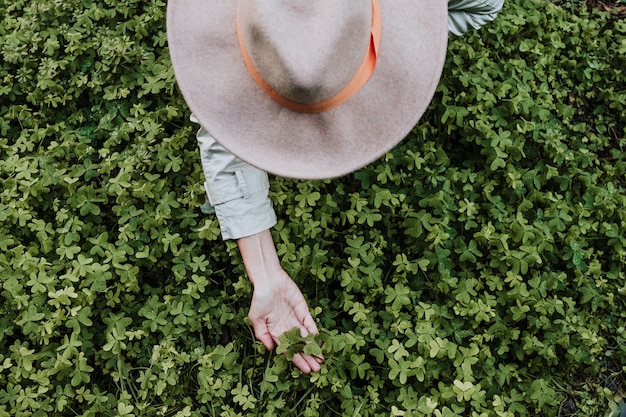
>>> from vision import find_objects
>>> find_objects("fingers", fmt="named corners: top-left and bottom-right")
top-left (292, 352), bottom-right (322, 374)
top-left (294, 299), bottom-right (319, 333)
top-left (252, 319), bottom-right (324, 374)
top-left (302, 313), bottom-right (320, 336)
top-left (249, 316), bottom-right (275, 351)
top-left (248, 283), bottom-right (324, 373)
top-left (299, 312), bottom-right (325, 365)
top-left (292, 353), bottom-right (312, 373)
top-left (296, 321), bottom-right (324, 372)
top-left (303, 351), bottom-right (323, 371)
top-left (251, 325), bottom-right (323, 374)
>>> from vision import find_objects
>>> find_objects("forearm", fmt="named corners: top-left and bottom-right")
top-left (237, 229), bottom-right (282, 287)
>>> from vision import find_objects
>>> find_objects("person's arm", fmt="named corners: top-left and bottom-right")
top-left (239, 230), bottom-right (322, 373)
top-left (195, 117), bottom-right (322, 373)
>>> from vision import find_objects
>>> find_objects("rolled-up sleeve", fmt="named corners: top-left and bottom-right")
top-left (193, 115), bottom-right (277, 240)
top-left (448, 0), bottom-right (504, 36)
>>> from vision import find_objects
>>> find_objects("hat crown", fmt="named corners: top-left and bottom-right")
top-left (238, 0), bottom-right (371, 104)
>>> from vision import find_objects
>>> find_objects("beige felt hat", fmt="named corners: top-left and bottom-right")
top-left (167, 0), bottom-right (448, 179)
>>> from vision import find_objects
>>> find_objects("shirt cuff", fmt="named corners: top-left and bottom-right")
top-left (205, 168), bottom-right (277, 240)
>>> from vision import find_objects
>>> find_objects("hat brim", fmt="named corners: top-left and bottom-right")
top-left (167, 0), bottom-right (448, 179)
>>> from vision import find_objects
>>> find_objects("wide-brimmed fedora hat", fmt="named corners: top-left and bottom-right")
top-left (167, 0), bottom-right (447, 179)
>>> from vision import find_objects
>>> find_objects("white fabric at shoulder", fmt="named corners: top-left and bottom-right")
top-left (447, 0), bottom-right (504, 36)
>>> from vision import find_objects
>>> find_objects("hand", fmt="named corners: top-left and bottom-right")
top-left (238, 230), bottom-right (323, 374)
top-left (248, 268), bottom-right (323, 373)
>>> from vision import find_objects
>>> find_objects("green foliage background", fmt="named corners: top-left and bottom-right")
top-left (1, 0), bottom-right (625, 416)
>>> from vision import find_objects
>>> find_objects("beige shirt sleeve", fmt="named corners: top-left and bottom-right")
top-left (194, 115), bottom-right (277, 240)
top-left (448, 0), bottom-right (504, 36)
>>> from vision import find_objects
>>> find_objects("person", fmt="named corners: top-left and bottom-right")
top-left (167, 0), bottom-right (504, 374)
